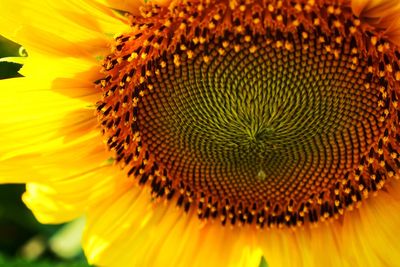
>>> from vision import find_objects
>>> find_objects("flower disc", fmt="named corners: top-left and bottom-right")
top-left (97, 0), bottom-right (400, 228)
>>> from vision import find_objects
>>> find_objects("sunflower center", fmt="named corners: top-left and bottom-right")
top-left (97, 0), bottom-right (400, 228)
top-left (138, 32), bottom-right (382, 206)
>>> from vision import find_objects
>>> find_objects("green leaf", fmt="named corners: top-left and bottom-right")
top-left (0, 62), bottom-right (22, 79)
top-left (0, 35), bottom-right (25, 79)
top-left (0, 35), bottom-right (23, 58)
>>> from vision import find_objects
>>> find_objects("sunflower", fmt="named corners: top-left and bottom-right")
top-left (1, 0), bottom-right (400, 266)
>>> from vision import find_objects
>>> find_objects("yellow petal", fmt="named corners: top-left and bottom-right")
top-left (339, 183), bottom-right (400, 266)
top-left (352, 0), bottom-right (371, 16)
top-left (1, 118), bottom-right (118, 223)
top-left (83, 185), bottom-right (263, 267)
top-left (102, 0), bottom-right (173, 15)
top-left (18, 52), bottom-right (103, 102)
top-left (352, 0), bottom-right (400, 45)
top-left (0, 77), bottom-right (94, 161)
top-left (256, 182), bottom-right (400, 267)
top-left (0, 0), bottom-right (128, 58)
top-left (0, 76), bottom-right (121, 223)
top-left (1, 110), bottom-right (119, 223)
top-left (22, 163), bottom-right (118, 224)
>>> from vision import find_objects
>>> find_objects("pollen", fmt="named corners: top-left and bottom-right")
top-left (96, 0), bottom-right (400, 228)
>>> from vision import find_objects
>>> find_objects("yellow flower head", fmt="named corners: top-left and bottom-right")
top-left (0, 0), bottom-right (400, 266)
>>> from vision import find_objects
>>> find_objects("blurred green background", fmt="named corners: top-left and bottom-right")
top-left (0, 36), bottom-right (90, 267)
